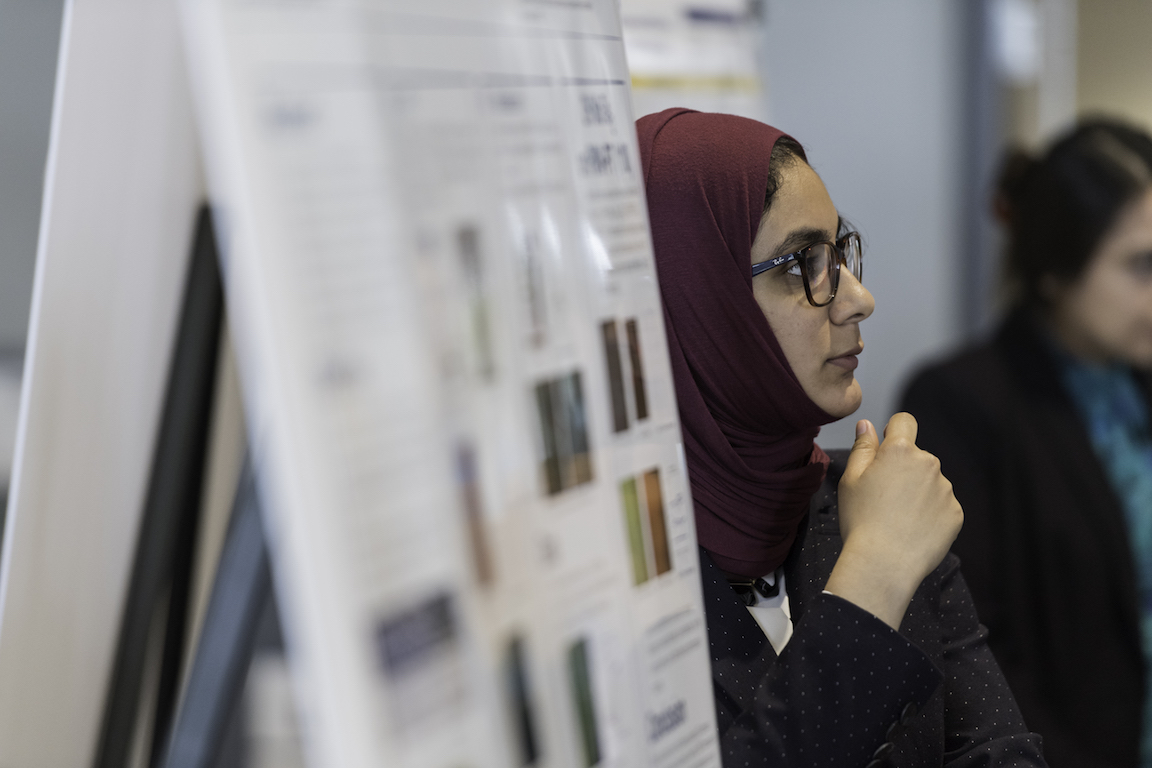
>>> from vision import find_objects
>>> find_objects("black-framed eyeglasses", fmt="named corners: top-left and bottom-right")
top-left (750, 232), bottom-right (863, 307)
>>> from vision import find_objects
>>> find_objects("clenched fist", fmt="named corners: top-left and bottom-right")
top-left (824, 413), bottom-right (964, 629)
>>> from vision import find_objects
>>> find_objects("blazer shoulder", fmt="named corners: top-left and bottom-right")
top-left (902, 340), bottom-right (1004, 405)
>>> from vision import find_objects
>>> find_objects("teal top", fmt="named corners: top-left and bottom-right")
top-left (1060, 353), bottom-right (1152, 766)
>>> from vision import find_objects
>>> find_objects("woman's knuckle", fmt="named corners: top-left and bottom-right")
top-left (891, 436), bottom-right (913, 452)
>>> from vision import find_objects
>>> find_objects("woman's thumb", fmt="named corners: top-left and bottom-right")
top-left (843, 419), bottom-right (878, 480)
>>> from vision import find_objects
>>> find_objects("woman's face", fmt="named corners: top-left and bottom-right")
top-left (750, 161), bottom-right (875, 418)
top-left (1045, 188), bottom-right (1152, 367)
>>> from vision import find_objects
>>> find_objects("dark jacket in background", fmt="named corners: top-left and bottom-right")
top-left (701, 449), bottom-right (1046, 767)
top-left (901, 310), bottom-right (1152, 768)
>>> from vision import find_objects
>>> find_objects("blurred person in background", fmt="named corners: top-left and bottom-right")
top-left (641, 107), bottom-right (1045, 767)
top-left (902, 120), bottom-right (1152, 768)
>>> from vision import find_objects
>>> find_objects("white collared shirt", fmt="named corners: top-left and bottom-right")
top-left (744, 569), bottom-right (793, 654)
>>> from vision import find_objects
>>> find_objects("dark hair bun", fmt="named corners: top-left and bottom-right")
top-left (993, 148), bottom-right (1037, 226)
top-left (1003, 118), bottom-right (1152, 307)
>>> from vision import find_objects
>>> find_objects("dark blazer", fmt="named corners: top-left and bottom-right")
top-left (701, 449), bottom-right (1046, 767)
top-left (901, 310), bottom-right (1152, 768)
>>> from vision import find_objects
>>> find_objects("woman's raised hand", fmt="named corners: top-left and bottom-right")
top-left (823, 413), bottom-right (964, 630)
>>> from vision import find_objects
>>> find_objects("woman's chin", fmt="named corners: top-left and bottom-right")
top-left (815, 381), bottom-right (863, 420)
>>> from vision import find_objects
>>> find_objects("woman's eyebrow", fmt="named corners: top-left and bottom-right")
top-left (772, 226), bottom-right (834, 258)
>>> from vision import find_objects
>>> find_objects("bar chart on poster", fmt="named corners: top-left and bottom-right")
top-left (181, 1), bottom-right (721, 767)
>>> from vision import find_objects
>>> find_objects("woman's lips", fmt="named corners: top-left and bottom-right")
top-left (828, 346), bottom-right (863, 370)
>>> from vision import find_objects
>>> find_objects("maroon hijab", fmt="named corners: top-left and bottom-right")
top-left (638, 108), bottom-right (834, 578)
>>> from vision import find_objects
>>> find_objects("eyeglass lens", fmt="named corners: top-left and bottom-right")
top-left (804, 245), bottom-right (835, 304)
top-left (843, 234), bottom-right (862, 283)
top-left (802, 235), bottom-right (862, 306)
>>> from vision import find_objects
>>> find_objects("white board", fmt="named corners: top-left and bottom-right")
top-left (0, 0), bottom-right (205, 764)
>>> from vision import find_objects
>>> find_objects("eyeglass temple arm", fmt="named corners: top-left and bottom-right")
top-left (749, 252), bottom-right (796, 278)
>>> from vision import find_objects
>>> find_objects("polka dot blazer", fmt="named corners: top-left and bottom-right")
top-left (699, 450), bottom-right (1047, 767)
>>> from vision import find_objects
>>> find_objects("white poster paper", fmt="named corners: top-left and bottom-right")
top-left (182, 2), bottom-right (721, 766)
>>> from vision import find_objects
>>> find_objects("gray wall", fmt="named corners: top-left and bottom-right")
top-left (1078, 0), bottom-right (1152, 132)
top-left (0, 0), bottom-right (66, 354)
top-left (763, 0), bottom-right (966, 448)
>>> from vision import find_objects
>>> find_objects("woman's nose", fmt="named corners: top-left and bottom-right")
top-left (830, 269), bottom-right (874, 324)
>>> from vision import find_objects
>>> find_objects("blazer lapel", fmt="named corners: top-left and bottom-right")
top-left (784, 452), bottom-right (845, 625)
top-left (698, 548), bottom-right (777, 714)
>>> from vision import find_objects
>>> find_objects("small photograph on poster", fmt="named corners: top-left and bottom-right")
top-left (557, 373), bottom-right (594, 488)
top-left (456, 224), bottom-right (496, 381)
top-left (625, 318), bottom-right (649, 422)
top-left (644, 469), bottom-right (672, 576)
top-left (503, 635), bottom-right (542, 767)
top-left (534, 371), bottom-right (594, 496)
top-left (521, 231), bottom-right (548, 348)
top-left (535, 381), bottom-right (563, 494)
top-left (456, 442), bottom-right (494, 585)
top-left (620, 467), bottom-right (674, 585)
top-left (567, 637), bottom-right (601, 768)
top-left (601, 316), bottom-right (649, 434)
top-left (620, 477), bottom-right (648, 585)
top-left (600, 319), bottom-right (629, 433)
top-left (373, 592), bottom-right (466, 738)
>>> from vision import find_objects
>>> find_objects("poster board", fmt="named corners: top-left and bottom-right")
top-left (0, 0), bottom-right (206, 765)
top-left (182, 1), bottom-right (721, 766)
top-left (0, 2), bottom-right (725, 767)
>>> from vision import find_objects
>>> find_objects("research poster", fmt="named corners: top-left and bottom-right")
top-left (182, 1), bottom-right (721, 766)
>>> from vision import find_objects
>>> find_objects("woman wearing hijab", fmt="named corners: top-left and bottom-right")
top-left (639, 107), bottom-right (1046, 767)
top-left (901, 120), bottom-right (1152, 768)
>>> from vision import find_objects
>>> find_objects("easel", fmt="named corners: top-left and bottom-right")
top-left (88, 206), bottom-right (279, 768)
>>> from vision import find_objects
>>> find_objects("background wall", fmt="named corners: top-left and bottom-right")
top-left (0, 0), bottom-right (65, 354)
top-left (1077, 0), bottom-right (1152, 131)
top-left (762, 0), bottom-right (966, 448)
top-left (0, 0), bottom-right (66, 500)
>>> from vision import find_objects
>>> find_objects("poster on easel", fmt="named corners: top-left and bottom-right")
top-left (181, 2), bottom-right (721, 767)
